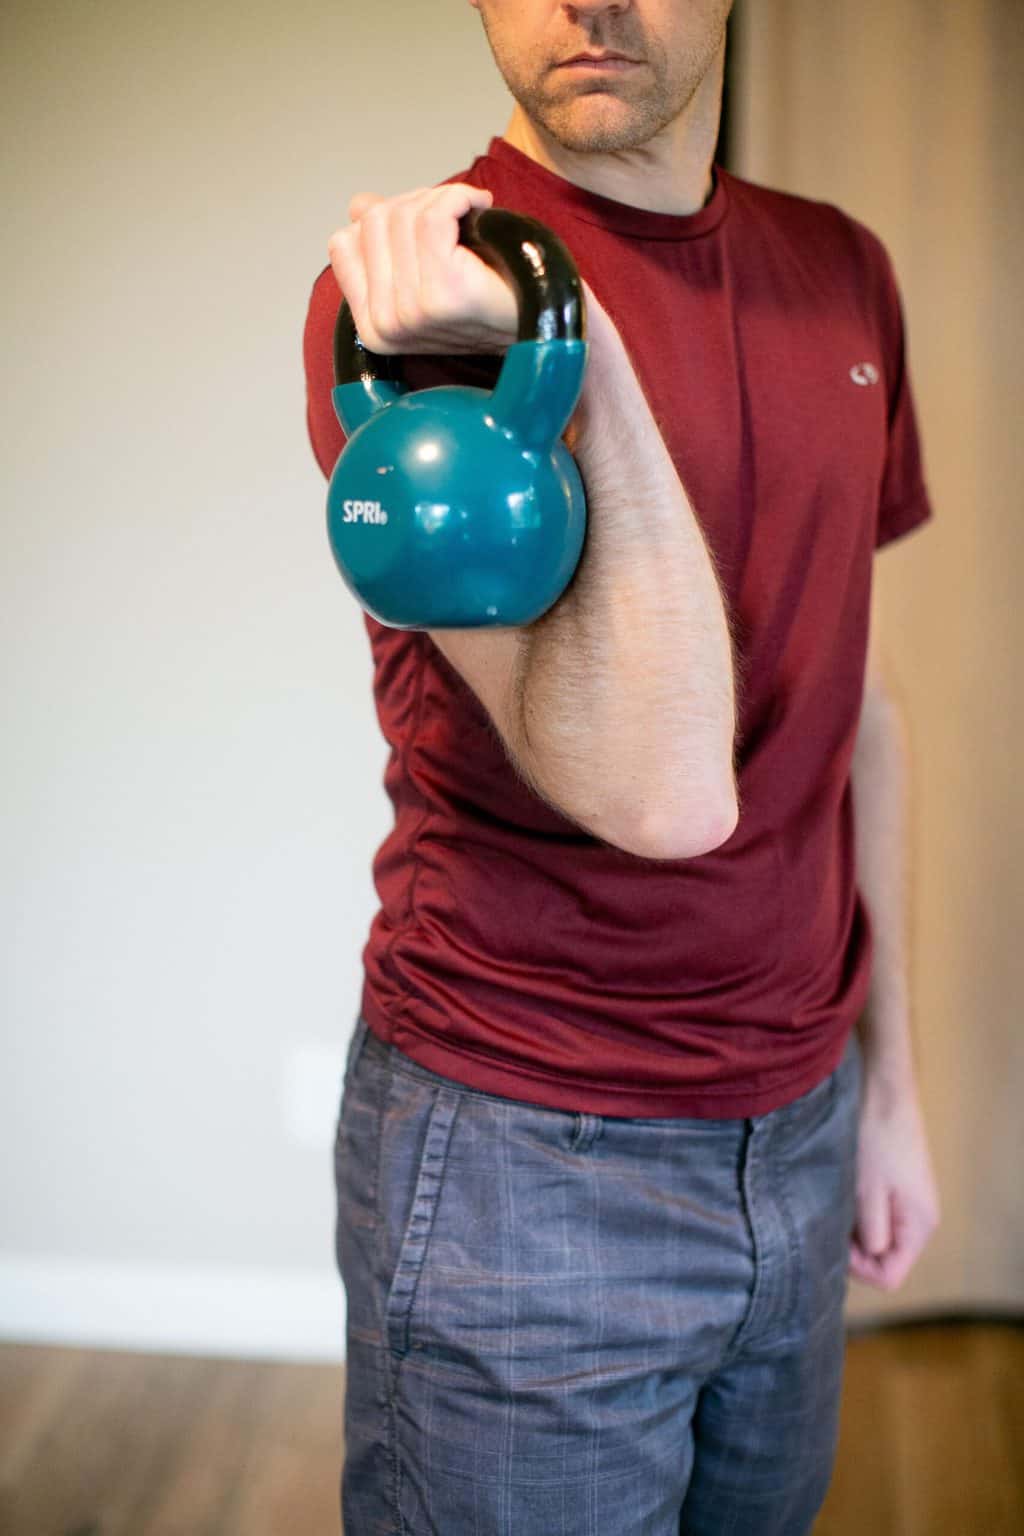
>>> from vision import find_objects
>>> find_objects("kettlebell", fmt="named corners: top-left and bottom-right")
top-left (326, 206), bottom-right (589, 629)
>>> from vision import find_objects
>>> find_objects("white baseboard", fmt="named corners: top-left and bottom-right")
top-left (0, 1255), bottom-right (347, 1364)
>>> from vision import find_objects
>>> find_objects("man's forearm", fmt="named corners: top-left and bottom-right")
top-left (850, 683), bottom-right (918, 1090)
top-left (514, 318), bottom-right (739, 859)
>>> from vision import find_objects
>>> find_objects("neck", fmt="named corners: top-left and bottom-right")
top-left (501, 40), bottom-right (724, 216)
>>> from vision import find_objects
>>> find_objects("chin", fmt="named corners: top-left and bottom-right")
top-left (539, 96), bottom-right (654, 153)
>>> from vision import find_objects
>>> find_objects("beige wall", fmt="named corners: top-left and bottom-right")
top-left (734, 0), bottom-right (1024, 1317)
top-left (0, 0), bottom-right (509, 1359)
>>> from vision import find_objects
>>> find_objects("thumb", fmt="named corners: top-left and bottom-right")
top-left (855, 1181), bottom-right (892, 1257)
top-left (348, 191), bottom-right (385, 222)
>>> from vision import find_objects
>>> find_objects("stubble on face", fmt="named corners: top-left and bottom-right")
top-left (474, 2), bottom-right (730, 154)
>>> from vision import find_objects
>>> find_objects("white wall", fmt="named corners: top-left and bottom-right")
top-left (1, 0), bottom-right (509, 1362)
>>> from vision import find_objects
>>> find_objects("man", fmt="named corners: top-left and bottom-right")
top-left (302, 2), bottom-right (941, 1531)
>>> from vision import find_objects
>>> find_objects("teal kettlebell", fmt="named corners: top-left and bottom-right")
top-left (326, 206), bottom-right (589, 629)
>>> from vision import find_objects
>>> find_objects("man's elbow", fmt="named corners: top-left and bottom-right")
top-left (627, 787), bottom-right (740, 861)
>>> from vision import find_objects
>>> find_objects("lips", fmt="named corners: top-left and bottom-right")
top-left (561, 52), bottom-right (640, 65)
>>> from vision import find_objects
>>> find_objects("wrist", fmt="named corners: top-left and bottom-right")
top-left (571, 328), bottom-right (678, 489)
top-left (856, 1009), bottom-right (916, 1094)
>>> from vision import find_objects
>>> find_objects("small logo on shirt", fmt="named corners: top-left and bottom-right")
top-left (849, 362), bottom-right (880, 386)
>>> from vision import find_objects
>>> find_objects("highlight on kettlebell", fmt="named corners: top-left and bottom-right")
top-left (326, 208), bottom-right (589, 630)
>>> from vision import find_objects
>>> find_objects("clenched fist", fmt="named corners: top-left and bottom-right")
top-left (327, 182), bottom-right (629, 460)
top-left (327, 183), bottom-right (522, 356)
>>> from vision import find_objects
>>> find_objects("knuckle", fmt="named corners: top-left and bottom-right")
top-left (357, 321), bottom-right (390, 354)
top-left (363, 197), bottom-right (393, 227)
top-left (419, 193), bottom-right (461, 238)
top-left (417, 193), bottom-right (451, 226)
top-left (345, 295), bottom-right (386, 351)
top-left (392, 293), bottom-right (422, 333)
top-left (397, 184), bottom-right (432, 206)
top-left (379, 305), bottom-right (414, 350)
top-left (348, 191), bottom-right (380, 221)
top-left (371, 310), bottom-right (400, 346)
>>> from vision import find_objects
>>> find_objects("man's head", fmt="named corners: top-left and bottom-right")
top-left (467, 0), bottom-right (733, 155)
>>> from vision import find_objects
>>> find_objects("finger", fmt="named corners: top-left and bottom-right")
top-left (413, 182), bottom-right (494, 293)
top-left (327, 224), bottom-right (373, 340)
top-left (387, 188), bottom-right (436, 335)
top-left (848, 1244), bottom-right (884, 1286)
top-left (348, 191), bottom-right (386, 222)
top-left (854, 1178), bottom-right (892, 1258)
top-left (849, 1202), bottom-right (922, 1293)
top-left (331, 189), bottom-right (432, 352)
top-left (355, 198), bottom-right (402, 347)
top-left (413, 183), bottom-right (495, 340)
top-left (848, 1240), bottom-right (900, 1290)
top-left (357, 185), bottom-right (450, 347)
top-left (884, 1192), bottom-right (931, 1280)
top-left (888, 1186), bottom-right (910, 1249)
top-left (364, 183), bottom-right (494, 352)
top-left (871, 1243), bottom-right (916, 1292)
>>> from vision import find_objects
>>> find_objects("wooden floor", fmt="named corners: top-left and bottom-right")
top-left (0, 1322), bottom-right (1020, 1534)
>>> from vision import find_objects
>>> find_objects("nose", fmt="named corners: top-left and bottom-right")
top-left (562, 0), bottom-right (631, 18)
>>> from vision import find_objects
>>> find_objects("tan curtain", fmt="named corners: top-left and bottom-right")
top-left (732, 0), bottom-right (1024, 1321)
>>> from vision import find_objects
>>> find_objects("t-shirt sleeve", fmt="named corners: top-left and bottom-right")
top-left (303, 265), bottom-right (349, 482)
top-left (873, 246), bottom-right (934, 548)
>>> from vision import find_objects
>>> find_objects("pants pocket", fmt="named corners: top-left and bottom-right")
top-left (382, 1080), bottom-right (462, 1362)
top-left (343, 1014), bottom-right (371, 1090)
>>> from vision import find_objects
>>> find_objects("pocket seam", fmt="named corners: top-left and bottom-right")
top-left (383, 1084), bottom-right (461, 1362)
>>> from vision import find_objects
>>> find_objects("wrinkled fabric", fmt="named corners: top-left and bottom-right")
top-left (303, 138), bottom-right (932, 1117)
top-left (334, 1015), bottom-right (862, 1535)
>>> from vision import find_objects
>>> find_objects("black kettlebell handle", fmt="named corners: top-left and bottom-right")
top-left (332, 206), bottom-right (588, 390)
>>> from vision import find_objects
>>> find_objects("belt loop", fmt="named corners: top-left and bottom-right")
top-left (569, 1112), bottom-right (603, 1153)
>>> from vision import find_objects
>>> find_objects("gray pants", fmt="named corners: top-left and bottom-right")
top-left (333, 1016), bottom-right (862, 1535)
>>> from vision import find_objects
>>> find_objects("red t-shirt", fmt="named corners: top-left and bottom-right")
top-left (303, 135), bottom-right (933, 1118)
